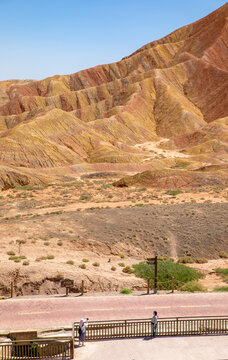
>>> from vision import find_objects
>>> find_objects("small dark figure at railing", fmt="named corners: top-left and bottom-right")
top-left (151, 311), bottom-right (158, 338)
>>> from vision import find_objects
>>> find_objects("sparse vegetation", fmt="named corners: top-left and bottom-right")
top-left (214, 286), bottom-right (228, 292)
top-left (7, 251), bottom-right (15, 256)
top-left (133, 260), bottom-right (204, 290)
top-left (135, 203), bottom-right (144, 207)
top-left (120, 288), bottom-right (132, 294)
top-left (80, 195), bottom-right (90, 200)
top-left (118, 262), bottom-right (125, 267)
top-left (92, 262), bottom-right (100, 267)
top-left (165, 190), bottom-right (183, 196)
top-left (79, 264), bottom-right (86, 269)
top-left (178, 257), bottom-right (194, 264)
top-left (218, 251), bottom-right (228, 259)
top-left (111, 266), bottom-right (116, 271)
top-left (120, 254), bottom-right (125, 259)
top-left (194, 258), bottom-right (208, 264)
top-left (57, 241), bottom-right (63, 246)
top-left (181, 281), bottom-right (206, 292)
top-left (215, 268), bottom-right (228, 283)
top-left (82, 258), bottom-right (89, 263)
top-left (122, 266), bottom-right (134, 274)
top-left (23, 260), bottom-right (30, 266)
top-left (66, 260), bottom-right (74, 265)
top-left (44, 241), bottom-right (50, 246)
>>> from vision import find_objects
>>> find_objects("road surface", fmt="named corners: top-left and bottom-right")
top-left (0, 293), bottom-right (228, 331)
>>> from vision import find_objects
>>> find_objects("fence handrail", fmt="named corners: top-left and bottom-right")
top-left (73, 314), bottom-right (228, 325)
top-left (73, 315), bottom-right (228, 340)
top-left (0, 337), bottom-right (73, 344)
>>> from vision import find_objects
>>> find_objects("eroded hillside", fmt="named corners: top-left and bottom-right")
top-left (0, 4), bottom-right (228, 189)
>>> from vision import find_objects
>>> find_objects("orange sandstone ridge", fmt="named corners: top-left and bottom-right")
top-left (0, 4), bottom-right (228, 189)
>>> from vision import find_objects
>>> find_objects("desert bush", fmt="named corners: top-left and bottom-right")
top-left (133, 260), bottom-right (204, 290)
top-left (138, 187), bottom-right (147, 191)
top-left (122, 266), bottom-right (134, 274)
top-left (165, 190), bottom-right (183, 196)
top-left (82, 258), bottom-right (89, 263)
top-left (120, 254), bottom-right (125, 259)
top-left (194, 258), bottom-right (208, 264)
top-left (120, 288), bottom-right (132, 294)
top-left (107, 194), bottom-right (113, 198)
top-left (47, 254), bottom-right (55, 260)
top-left (19, 255), bottom-right (27, 259)
top-left (178, 257), bottom-right (194, 264)
top-left (14, 258), bottom-right (21, 263)
top-left (92, 262), bottom-right (100, 267)
top-left (181, 281), bottom-right (206, 292)
top-left (215, 268), bottom-right (228, 283)
top-left (111, 266), bottom-right (116, 271)
top-left (57, 241), bottom-right (63, 246)
top-left (35, 256), bottom-right (47, 262)
top-left (66, 260), bottom-right (74, 265)
top-left (135, 203), bottom-right (144, 207)
top-left (80, 195), bottom-right (90, 200)
top-left (79, 264), bottom-right (86, 269)
top-left (7, 251), bottom-right (15, 256)
top-left (218, 251), bottom-right (228, 259)
top-left (118, 262), bottom-right (125, 267)
top-left (23, 261), bottom-right (30, 266)
top-left (214, 286), bottom-right (228, 292)
top-left (44, 241), bottom-right (50, 246)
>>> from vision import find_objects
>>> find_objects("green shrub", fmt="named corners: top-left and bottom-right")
top-left (14, 258), bottom-right (21, 263)
top-left (218, 251), bottom-right (228, 259)
top-left (120, 288), bottom-right (132, 294)
top-left (214, 286), bottom-right (228, 292)
top-left (7, 251), bottom-right (15, 256)
top-left (47, 254), bottom-right (55, 260)
top-left (194, 258), bottom-right (208, 264)
top-left (111, 266), bottom-right (116, 271)
top-left (57, 241), bottom-right (63, 246)
top-left (122, 266), bottom-right (134, 274)
top-left (66, 260), bottom-right (74, 265)
top-left (135, 203), bottom-right (144, 207)
top-left (107, 194), bottom-right (113, 198)
top-left (118, 262), bottom-right (125, 267)
top-left (215, 268), bottom-right (228, 283)
top-left (23, 261), bottom-right (30, 266)
top-left (120, 254), bottom-right (125, 259)
top-left (35, 256), bottom-right (47, 262)
top-left (133, 260), bottom-right (204, 290)
top-left (181, 281), bottom-right (206, 292)
top-left (178, 257), bottom-right (194, 264)
top-left (19, 255), bottom-right (27, 259)
top-left (92, 262), bottom-right (100, 267)
top-left (82, 258), bottom-right (89, 263)
top-left (165, 190), bottom-right (183, 196)
top-left (80, 195), bottom-right (90, 200)
top-left (79, 264), bottom-right (86, 269)
top-left (138, 187), bottom-right (147, 191)
top-left (44, 241), bottom-right (50, 246)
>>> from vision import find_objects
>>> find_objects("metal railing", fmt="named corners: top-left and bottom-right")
top-left (74, 316), bottom-right (228, 340)
top-left (0, 337), bottom-right (74, 360)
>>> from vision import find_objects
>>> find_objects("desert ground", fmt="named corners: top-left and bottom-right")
top-left (0, 174), bottom-right (227, 296)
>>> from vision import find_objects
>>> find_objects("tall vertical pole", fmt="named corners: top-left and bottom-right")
top-left (147, 278), bottom-right (150, 294)
top-left (11, 281), bottom-right (14, 298)
top-left (154, 255), bottom-right (158, 294)
top-left (172, 277), bottom-right (174, 293)
top-left (81, 280), bottom-right (84, 296)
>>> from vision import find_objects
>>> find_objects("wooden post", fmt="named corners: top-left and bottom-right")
top-left (11, 282), bottom-right (14, 298)
top-left (66, 287), bottom-right (69, 296)
top-left (172, 277), bottom-right (174, 293)
top-left (154, 255), bottom-right (158, 294)
top-left (147, 278), bottom-right (150, 294)
top-left (81, 280), bottom-right (84, 296)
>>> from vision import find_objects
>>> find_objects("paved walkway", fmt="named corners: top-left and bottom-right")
top-left (76, 336), bottom-right (228, 360)
top-left (0, 293), bottom-right (228, 331)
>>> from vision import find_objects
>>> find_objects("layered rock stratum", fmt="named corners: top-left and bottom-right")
top-left (0, 4), bottom-right (228, 189)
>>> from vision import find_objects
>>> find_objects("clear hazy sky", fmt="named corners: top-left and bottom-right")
top-left (0, 0), bottom-right (226, 81)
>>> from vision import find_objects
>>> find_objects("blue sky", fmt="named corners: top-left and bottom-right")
top-left (0, 0), bottom-right (226, 80)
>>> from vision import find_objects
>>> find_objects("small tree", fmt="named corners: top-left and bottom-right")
top-left (16, 239), bottom-right (26, 254)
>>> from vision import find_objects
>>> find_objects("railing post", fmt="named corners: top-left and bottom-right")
top-left (147, 279), bottom-right (150, 294)
top-left (172, 277), bottom-right (174, 293)
top-left (70, 338), bottom-right (74, 359)
top-left (125, 320), bottom-right (127, 337)
top-left (11, 281), bottom-right (14, 298)
top-left (176, 317), bottom-right (179, 335)
top-left (81, 280), bottom-right (84, 296)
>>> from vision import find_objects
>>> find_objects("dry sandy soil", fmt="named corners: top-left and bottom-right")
top-left (0, 175), bottom-right (227, 296)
